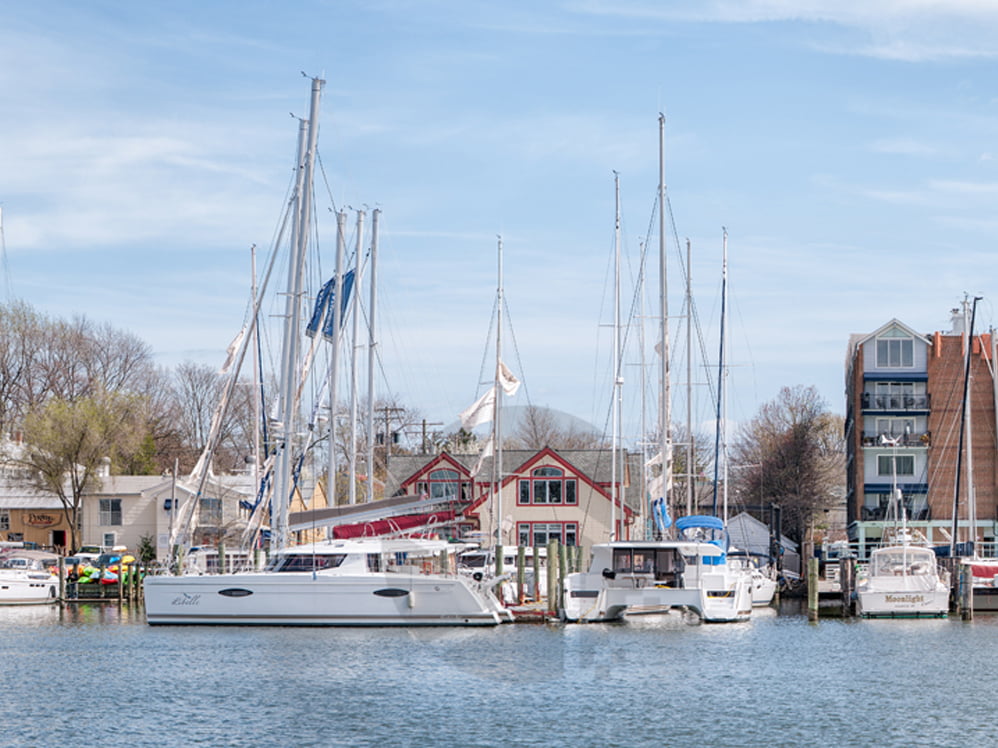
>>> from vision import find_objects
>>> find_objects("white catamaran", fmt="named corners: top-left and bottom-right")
top-left (560, 118), bottom-right (750, 624)
top-left (145, 78), bottom-right (509, 627)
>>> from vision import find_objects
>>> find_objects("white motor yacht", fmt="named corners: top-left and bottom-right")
top-left (0, 550), bottom-right (59, 605)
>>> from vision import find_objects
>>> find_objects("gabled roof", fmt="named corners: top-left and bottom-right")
top-left (851, 318), bottom-right (931, 352)
top-left (387, 447), bottom-right (643, 516)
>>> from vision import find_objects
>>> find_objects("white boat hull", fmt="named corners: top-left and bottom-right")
top-left (561, 569), bottom-right (752, 623)
top-left (144, 571), bottom-right (508, 626)
top-left (856, 587), bottom-right (949, 618)
top-left (0, 572), bottom-right (59, 605)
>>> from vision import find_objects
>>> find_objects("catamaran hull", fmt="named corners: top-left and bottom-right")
top-left (561, 572), bottom-right (752, 623)
top-left (144, 571), bottom-right (508, 626)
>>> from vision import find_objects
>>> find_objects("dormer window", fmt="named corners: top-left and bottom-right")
top-left (876, 329), bottom-right (913, 368)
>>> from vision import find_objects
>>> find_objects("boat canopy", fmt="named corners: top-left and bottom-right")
top-left (675, 515), bottom-right (725, 532)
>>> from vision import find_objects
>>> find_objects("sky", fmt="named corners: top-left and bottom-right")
top-left (3, 1), bottom-right (998, 448)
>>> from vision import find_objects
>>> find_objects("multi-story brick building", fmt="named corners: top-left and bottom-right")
top-left (845, 306), bottom-right (997, 558)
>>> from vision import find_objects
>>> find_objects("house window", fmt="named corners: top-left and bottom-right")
top-left (876, 335), bottom-right (913, 368)
top-left (877, 455), bottom-right (914, 476)
top-left (0, 510), bottom-right (8, 531)
top-left (517, 467), bottom-right (577, 505)
top-left (517, 522), bottom-right (577, 547)
top-left (99, 498), bottom-right (122, 526)
top-left (417, 470), bottom-right (470, 501)
top-left (199, 497), bottom-right (223, 526)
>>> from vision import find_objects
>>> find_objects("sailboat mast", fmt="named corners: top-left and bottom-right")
top-left (365, 209), bottom-right (380, 505)
top-left (951, 295), bottom-right (982, 556)
top-left (326, 209), bottom-right (347, 515)
top-left (685, 238), bottom-right (694, 516)
top-left (493, 235), bottom-right (504, 548)
top-left (348, 211), bottom-right (365, 505)
top-left (612, 174), bottom-right (622, 540)
top-left (274, 77), bottom-right (323, 552)
top-left (251, 245), bottom-right (261, 514)
top-left (711, 230), bottom-right (728, 517)
top-left (658, 114), bottom-right (673, 528)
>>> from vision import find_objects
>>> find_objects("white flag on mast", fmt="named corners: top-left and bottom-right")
top-left (219, 325), bottom-right (247, 375)
top-left (459, 386), bottom-right (496, 430)
top-left (470, 435), bottom-right (494, 478)
top-left (497, 360), bottom-right (521, 396)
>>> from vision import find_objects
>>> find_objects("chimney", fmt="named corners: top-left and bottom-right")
top-left (949, 308), bottom-right (965, 335)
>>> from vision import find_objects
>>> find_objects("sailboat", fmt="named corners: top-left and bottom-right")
top-left (144, 78), bottom-right (509, 626)
top-left (712, 229), bottom-right (776, 607)
top-left (855, 434), bottom-right (949, 618)
top-left (560, 118), bottom-right (751, 624)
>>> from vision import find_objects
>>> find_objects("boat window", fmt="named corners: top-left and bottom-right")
top-left (368, 554), bottom-right (382, 572)
top-left (632, 551), bottom-right (654, 573)
top-left (613, 549), bottom-right (633, 574)
top-left (266, 554), bottom-right (346, 572)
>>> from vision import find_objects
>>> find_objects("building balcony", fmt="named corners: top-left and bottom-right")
top-left (860, 392), bottom-right (930, 411)
top-left (861, 431), bottom-right (930, 447)
top-left (860, 505), bottom-right (931, 521)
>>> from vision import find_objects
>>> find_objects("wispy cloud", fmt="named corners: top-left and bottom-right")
top-left (570, 0), bottom-right (998, 61)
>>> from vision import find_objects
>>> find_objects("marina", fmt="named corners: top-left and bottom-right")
top-left (2, 599), bottom-right (998, 747)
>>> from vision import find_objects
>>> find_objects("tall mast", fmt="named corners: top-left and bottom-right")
top-left (711, 230), bottom-right (728, 517)
top-left (637, 239), bottom-right (649, 539)
top-left (348, 210), bottom-right (365, 505)
top-left (365, 209), bottom-right (380, 505)
top-left (611, 172), bottom-right (622, 540)
top-left (492, 235), bottom-right (504, 548)
top-left (658, 114), bottom-right (673, 528)
top-left (685, 238), bottom-right (694, 515)
top-left (251, 245), bottom-right (261, 516)
top-left (274, 76), bottom-right (322, 551)
top-left (326, 209), bottom-right (346, 513)
top-left (951, 295), bottom-right (982, 556)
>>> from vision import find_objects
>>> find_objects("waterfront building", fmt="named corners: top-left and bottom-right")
top-left (845, 307), bottom-right (997, 558)
top-left (385, 447), bottom-right (642, 550)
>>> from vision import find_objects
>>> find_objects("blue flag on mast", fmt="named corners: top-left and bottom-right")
top-left (305, 270), bottom-right (355, 339)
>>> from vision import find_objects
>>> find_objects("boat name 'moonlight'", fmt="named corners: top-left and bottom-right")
top-left (884, 594), bottom-right (925, 604)
top-left (171, 593), bottom-right (202, 606)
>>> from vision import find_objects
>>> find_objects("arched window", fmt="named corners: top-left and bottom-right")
top-left (517, 466), bottom-right (577, 505)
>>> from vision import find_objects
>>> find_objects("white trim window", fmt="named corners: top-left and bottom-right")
top-left (99, 498), bottom-right (122, 526)
top-left (876, 332), bottom-right (914, 368)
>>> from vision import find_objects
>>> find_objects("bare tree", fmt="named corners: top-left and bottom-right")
top-left (168, 361), bottom-right (255, 474)
top-left (730, 385), bottom-right (844, 543)
top-left (0, 301), bottom-right (43, 437)
top-left (506, 405), bottom-right (605, 450)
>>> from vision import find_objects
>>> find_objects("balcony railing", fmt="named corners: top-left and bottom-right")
top-left (861, 392), bottom-right (930, 410)
top-left (860, 505), bottom-right (931, 521)
top-left (861, 431), bottom-right (930, 447)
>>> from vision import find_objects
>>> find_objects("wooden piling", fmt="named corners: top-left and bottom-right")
top-left (532, 545), bottom-right (541, 601)
top-left (807, 557), bottom-right (819, 621)
top-left (516, 545), bottom-right (526, 603)
top-left (960, 564), bottom-right (973, 621)
top-left (838, 556), bottom-right (855, 617)
top-left (58, 558), bottom-right (65, 602)
top-left (546, 539), bottom-right (559, 614)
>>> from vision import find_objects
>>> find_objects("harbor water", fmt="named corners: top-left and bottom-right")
top-left (1, 601), bottom-right (995, 747)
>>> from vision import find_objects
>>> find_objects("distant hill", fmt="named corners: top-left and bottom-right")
top-left (442, 404), bottom-right (600, 438)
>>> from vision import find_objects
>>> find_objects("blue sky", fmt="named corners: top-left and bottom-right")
top-left (3, 1), bottom-right (998, 445)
